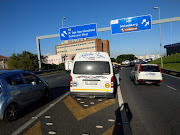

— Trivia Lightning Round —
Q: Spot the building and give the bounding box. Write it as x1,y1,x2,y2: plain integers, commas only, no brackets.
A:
136,54,160,60
43,54,75,65
164,43,180,56
55,38,110,56
0,55,9,69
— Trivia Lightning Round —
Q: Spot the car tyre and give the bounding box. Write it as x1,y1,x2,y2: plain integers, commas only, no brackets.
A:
156,83,160,86
5,103,19,122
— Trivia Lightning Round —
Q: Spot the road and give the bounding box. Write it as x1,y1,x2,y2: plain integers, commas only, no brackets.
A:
120,67,180,135
0,69,179,135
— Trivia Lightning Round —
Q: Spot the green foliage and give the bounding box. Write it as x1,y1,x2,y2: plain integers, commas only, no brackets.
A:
149,53,180,71
58,63,64,69
7,51,42,71
116,54,136,63
110,58,116,62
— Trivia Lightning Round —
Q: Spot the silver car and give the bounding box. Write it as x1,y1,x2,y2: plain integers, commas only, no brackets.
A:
0,70,49,122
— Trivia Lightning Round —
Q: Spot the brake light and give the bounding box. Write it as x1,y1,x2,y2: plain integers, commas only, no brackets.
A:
111,76,114,88
139,65,141,73
158,65,162,73
70,75,72,87
160,80,162,82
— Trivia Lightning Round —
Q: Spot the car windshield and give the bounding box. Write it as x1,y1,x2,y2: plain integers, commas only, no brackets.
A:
141,65,160,72
73,61,110,75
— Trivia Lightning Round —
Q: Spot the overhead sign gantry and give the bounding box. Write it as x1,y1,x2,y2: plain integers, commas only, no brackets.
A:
111,14,152,34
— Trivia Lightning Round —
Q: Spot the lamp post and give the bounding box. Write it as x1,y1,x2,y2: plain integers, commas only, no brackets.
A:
62,17,66,63
154,7,163,68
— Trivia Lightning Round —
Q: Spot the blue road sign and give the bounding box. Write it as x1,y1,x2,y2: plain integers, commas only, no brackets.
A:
111,15,152,34
60,23,97,40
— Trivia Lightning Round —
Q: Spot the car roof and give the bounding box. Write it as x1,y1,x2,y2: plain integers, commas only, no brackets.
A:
0,70,28,75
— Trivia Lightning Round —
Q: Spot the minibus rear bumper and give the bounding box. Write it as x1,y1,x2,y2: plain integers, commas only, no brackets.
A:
70,92,114,98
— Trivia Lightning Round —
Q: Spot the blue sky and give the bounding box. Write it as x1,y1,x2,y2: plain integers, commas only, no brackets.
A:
0,0,180,58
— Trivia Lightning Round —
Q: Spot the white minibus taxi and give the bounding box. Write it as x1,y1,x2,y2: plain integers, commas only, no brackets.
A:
70,52,116,98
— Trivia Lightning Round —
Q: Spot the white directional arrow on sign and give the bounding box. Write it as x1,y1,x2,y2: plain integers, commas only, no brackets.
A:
145,21,149,27
141,19,146,24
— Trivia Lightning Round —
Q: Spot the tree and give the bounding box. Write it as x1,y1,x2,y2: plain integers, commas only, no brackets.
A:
116,54,136,63
110,58,116,62
7,51,43,71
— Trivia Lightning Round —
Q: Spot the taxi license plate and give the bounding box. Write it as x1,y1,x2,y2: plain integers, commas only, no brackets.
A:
85,81,98,85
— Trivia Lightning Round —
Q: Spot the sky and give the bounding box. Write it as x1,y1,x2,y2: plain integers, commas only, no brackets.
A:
0,0,180,58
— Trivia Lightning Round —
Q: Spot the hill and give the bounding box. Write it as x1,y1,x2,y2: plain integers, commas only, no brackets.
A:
149,53,180,72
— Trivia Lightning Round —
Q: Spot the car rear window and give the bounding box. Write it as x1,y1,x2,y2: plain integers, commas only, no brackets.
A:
73,61,110,75
141,65,160,72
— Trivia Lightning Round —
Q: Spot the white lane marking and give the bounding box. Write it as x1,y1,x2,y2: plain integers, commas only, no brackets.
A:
98,99,103,102
82,134,90,135
90,102,95,105
163,73,180,80
77,98,81,101
11,91,70,135
80,102,85,104
96,125,103,128
108,119,115,122
48,131,56,134
46,122,53,126
32,117,38,119
167,85,177,90
84,105,89,107
45,116,51,119
117,86,124,111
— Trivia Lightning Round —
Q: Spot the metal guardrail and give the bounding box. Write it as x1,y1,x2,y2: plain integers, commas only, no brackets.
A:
32,68,63,75
161,68,180,77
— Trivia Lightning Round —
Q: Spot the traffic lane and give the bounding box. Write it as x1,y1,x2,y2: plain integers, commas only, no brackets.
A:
120,67,180,135
0,72,70,135
20,94,123,135
162,73,180,91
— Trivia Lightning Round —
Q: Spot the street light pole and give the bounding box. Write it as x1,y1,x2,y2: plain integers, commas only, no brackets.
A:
62,17,66,63
154,7,163,68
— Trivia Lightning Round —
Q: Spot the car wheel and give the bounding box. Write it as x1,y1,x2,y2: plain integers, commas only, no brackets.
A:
134,77,139,85
156,83,160,86
5,103,19,122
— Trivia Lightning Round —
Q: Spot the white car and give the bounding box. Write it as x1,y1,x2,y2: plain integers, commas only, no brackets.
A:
122,60,130,65
130,64,163,85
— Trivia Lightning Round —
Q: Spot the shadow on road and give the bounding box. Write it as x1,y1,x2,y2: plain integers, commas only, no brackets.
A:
112,103,132,135
18,85,69,120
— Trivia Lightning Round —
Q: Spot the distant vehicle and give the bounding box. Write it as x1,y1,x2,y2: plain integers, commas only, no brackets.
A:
130,61,135,67
130,64,162,85
122,60,130,65
0,70,49,122
65,60,73,72
70,52,116,98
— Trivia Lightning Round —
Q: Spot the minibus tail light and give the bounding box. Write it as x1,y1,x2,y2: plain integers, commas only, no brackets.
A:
111,76,114,88
70,75,72,87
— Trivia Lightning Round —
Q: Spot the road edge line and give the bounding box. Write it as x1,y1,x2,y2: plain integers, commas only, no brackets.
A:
11,91,70,135
117,86,132,135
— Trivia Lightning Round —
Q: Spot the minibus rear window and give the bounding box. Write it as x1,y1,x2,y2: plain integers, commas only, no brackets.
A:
73,61,110,75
